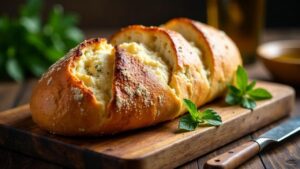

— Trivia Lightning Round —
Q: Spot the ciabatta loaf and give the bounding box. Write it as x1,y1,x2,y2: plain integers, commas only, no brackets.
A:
30,18,242,135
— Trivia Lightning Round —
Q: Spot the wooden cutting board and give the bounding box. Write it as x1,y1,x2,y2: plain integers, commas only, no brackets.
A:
0,81,295,169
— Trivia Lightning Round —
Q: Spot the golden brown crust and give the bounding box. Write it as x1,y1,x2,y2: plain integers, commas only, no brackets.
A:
104,47,181,133
111,25,210,113
30,38,181,135
31,38,108,136
30,19,242,136
163,18,242,102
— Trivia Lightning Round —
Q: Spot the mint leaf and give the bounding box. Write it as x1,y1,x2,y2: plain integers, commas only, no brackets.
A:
246,80,256,92
225,92,241,105
236,65,248,91
227,84,240,95
248,88,272,100
183,98,199,121
179,99,222,132
241,97,256,110
201,109,222,126
179,114,198,131
225,66,272,110
204,119,223,126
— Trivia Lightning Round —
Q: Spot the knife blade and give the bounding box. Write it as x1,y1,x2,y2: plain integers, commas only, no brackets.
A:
255,116,300,150
204,117,300,169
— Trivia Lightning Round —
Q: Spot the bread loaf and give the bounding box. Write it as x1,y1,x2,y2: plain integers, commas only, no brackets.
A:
30,18,242,136
163,18,242,102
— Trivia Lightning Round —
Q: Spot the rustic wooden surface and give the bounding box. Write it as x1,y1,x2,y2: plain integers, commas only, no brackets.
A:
0,30,299,169
0,82,294,169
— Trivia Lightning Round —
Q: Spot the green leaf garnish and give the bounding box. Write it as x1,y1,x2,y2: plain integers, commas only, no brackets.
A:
225,92,241,105
236,66,248,91
247,88,272,100
225,66,272,109
183,98,199,121
241,97,256,110
246,80,256,92
179,114,199,131
0,0,84,82
179,99,222,131
200,109,222,126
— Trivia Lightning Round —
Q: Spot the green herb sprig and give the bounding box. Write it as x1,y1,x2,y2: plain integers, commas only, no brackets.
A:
225,66,272,110
178,99,222,131
0,0,84,82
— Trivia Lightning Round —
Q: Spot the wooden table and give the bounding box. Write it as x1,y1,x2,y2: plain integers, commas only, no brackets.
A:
0,30,299,169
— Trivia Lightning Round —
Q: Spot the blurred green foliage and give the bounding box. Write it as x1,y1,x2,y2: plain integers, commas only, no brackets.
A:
0,0,84,82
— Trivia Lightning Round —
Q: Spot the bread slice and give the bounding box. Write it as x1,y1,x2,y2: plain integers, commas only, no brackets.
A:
31,39,116,135
163,18,242,101
30,37,183,135
111,25,210,112
106,45,181,133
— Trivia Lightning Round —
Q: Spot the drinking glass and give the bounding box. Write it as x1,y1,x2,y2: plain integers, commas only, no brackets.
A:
207,0,265,64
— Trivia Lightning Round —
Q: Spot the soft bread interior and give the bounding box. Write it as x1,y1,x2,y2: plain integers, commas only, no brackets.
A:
71,39,171,107
163,21,211,80
118,42,170,85
111,27,210,107
111,29,175,70
111,28,183,95
71,26,210,113
164,19,242,102
72,40,114,106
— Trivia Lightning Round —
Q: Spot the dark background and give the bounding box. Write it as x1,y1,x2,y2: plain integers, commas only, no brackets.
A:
0,0,300,29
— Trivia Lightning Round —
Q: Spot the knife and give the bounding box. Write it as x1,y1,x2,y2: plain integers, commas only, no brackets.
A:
204,117,300,169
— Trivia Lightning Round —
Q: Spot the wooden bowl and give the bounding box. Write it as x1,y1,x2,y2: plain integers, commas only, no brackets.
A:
257,40,300,86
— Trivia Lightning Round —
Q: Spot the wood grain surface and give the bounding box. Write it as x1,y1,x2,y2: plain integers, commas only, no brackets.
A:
0,81,294,169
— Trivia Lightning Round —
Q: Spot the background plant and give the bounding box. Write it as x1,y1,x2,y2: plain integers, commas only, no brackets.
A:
0,0,84,82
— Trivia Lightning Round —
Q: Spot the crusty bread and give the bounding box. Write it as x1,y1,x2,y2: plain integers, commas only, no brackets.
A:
30,18,241,136
163,18,242,101
31,39,117,135
111,25,210,113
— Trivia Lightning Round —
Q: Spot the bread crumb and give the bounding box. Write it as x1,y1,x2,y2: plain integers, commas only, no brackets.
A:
136,84,148,97
71,87,83,101
136,84,151,107
56,67,61,71
158,95,164,105
120,68,133,81
115,91,136,111
47,77,52,86
80,108,84,112
116,95,126,109
156,110,160,118
124,86,134,98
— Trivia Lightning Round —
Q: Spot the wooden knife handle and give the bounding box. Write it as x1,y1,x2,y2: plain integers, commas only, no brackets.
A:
204,141,260,169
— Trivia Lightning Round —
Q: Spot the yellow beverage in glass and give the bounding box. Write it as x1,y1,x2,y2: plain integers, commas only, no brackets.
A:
207,0,265,64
